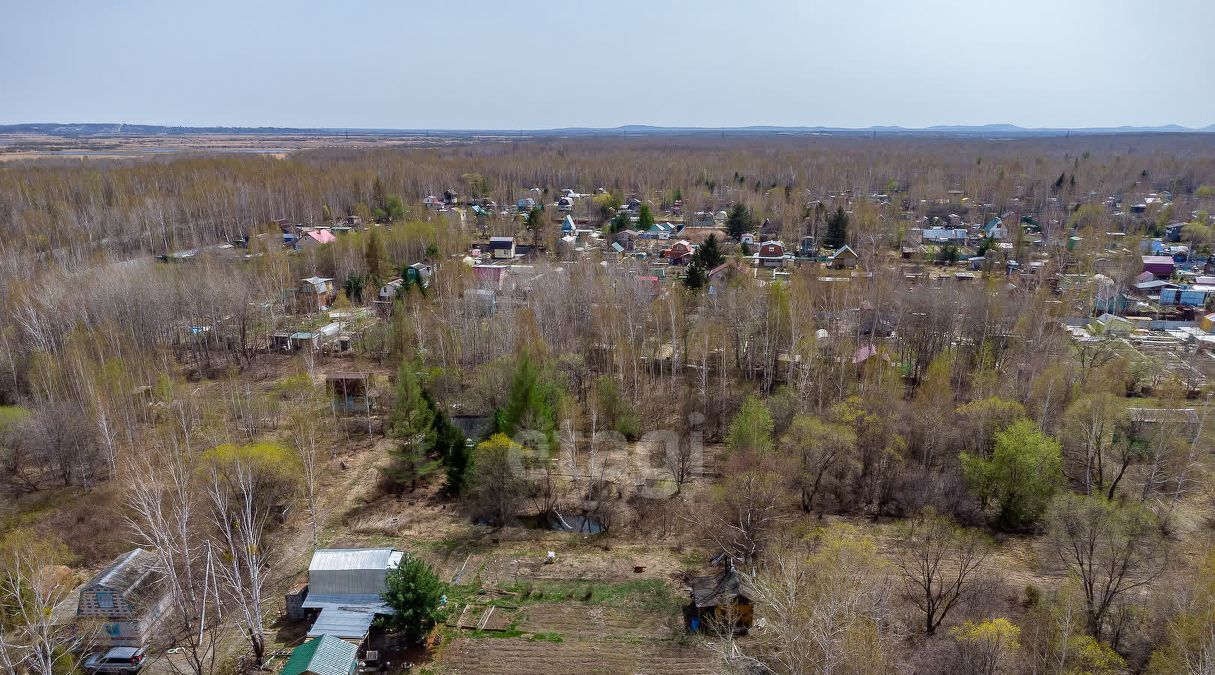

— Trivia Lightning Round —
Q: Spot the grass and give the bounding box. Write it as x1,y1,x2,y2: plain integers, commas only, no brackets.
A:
527,631,564,643
497,578,683,613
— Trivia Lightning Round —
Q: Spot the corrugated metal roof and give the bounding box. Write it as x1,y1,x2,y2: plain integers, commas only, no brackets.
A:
281,635,358,675
308,549,402,572
303,594,391,640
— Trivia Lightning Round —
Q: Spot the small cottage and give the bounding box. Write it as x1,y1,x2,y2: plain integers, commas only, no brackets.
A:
297,277,336,313
77,549,171,648
488,237,516,260
756,240,786,268
684,558,754,633
666,240,694,265
828,245,860,269
1142,255,1176,279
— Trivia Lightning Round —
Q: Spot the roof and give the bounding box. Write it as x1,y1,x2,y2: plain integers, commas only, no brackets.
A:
301,276,333,292
853,344,878,364
305,603,382,640
689,567,753,609
305,229,337,245
830,245,858,259
1143,255,1176,265
308,548,403,572
488,237,514,250
80,549,164,612
1128,407,1199,424
280,635,358,675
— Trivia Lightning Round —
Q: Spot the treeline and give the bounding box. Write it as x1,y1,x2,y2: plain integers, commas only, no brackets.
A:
4,134,1215,278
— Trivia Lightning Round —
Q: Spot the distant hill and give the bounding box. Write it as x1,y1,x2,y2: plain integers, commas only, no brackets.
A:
2,122,1213,139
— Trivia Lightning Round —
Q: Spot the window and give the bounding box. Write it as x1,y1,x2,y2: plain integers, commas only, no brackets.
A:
96,591,114,609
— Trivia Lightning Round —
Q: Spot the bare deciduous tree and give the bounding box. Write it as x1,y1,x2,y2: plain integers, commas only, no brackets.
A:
896,508,992,635
1047,494,1167,640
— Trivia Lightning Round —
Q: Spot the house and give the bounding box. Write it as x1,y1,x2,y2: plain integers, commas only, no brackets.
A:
422,195,442,211
922,227,968,244
758,218,781,239
707,261,748,296
298,229,337,248
1143,255,1176,278
799,236,818,258
755,240,786,268
280,635,358,675
300,548,405,643
488,237,516,260
691,211,716,228
828,245,860,269
642,222,675,240
557,196,574,212
377,278,405,302
1088,313,1134,335
297,277,336,312
684,558,753,633
77,549,170,648
613,229,640,251
515,197,536,212
982,217,1006,240
666,240,694,265
1166,222,1185,243
405,262,433,288
561,215,577,235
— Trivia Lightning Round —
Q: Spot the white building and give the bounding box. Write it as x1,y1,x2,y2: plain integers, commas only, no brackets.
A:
301,548,404,642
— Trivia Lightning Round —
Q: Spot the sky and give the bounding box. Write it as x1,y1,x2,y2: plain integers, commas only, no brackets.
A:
3,0,1214,130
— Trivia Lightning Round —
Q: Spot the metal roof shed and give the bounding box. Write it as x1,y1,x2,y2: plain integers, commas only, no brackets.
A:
307,549,403,597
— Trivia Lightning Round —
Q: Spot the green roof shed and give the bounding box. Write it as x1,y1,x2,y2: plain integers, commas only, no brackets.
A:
280,635,358,675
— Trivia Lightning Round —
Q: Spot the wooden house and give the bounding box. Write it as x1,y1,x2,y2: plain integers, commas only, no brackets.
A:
666,240,694,265
77,549,170,647
756,240,786,268
684,558,753,633
488,237,516,260
828,245,860,269
297,277,336,313
613,229,640,251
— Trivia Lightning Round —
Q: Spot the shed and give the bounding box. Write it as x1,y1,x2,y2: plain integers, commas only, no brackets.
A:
1142,255,1176,278
327,373,372,415
828,245,860,269
280,635,358,675
285,581,309,621
301,548,404,643
308,549,403,597
684,560,754,633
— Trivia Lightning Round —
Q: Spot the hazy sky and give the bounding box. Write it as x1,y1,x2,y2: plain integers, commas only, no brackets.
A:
4,0,1213,129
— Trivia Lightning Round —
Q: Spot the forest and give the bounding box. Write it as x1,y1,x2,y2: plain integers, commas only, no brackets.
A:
1,133,1215,675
